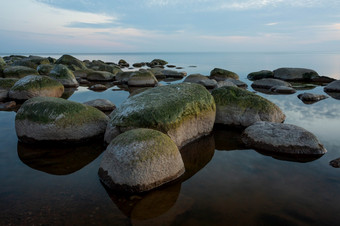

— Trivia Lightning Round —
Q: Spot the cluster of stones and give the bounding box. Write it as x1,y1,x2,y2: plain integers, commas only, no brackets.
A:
3,54,330,193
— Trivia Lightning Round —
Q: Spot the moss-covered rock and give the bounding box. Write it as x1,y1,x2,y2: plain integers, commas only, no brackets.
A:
148,59,168,67
0,78,19,90
105,83,216,147
83,99,116,112
247,70,274,81
15,96,109,143
127,70,158,87
118,59,129,68
98,64,122,74
3,66,39,78
212,86,285,127
210,68,239,80
37,64,54,75
115,71,134,84
8,75,64,100
99,128,185,193
273,68,320,81
87,71,115,81
183,74,209,83
55,54,87,71
49,64,79,87
11,56,50,69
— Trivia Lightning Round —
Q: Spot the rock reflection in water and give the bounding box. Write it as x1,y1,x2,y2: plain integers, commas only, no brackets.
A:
213,126,246,151
17,142,105,175
325,91,340,100
255,150,324,163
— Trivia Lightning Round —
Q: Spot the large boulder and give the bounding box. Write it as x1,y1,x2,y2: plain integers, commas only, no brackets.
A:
99,128,185,193
148,59,168,67
105,83,216,147
3,66,39,78
87,71,115,82
212,86,285,127
55,54,87,71
8,75,64,101
49,64,79,87
324,80,340,93
127,70,158,87
15,97,109,143
115,71,134,84
247,70,274,81
273,68,319,81
210,68,239,80
242,121,327,155
11,56,50,69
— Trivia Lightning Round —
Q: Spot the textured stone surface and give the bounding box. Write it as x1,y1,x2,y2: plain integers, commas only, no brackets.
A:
87,71,115,81
9,75,64,100
55,54,87,71
105,83,216,147
3,66,39,78
242,121,327,155
183,74,209,83
298,93,328,104
212,86,285,127
127,70,158,87
324,80,340,92
210,68,239,80
251,78,292,89
273,68,319,81
270,86,296,94
49,64,79,87
247,70,274,81
37,64,54,75
83,99,116,112
99,128,185,193
15,97,109,143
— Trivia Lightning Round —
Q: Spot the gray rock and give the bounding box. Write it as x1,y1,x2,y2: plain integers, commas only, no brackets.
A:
128,70,158,87
212,86,285,127
324,80,340,92
11,56,50,69
312,76,336,84
15,97,109,143
83,99,116,112
89,84,107,91
55,55,87,71
242,121,327,155
247,70,274,81
73,69,94,79
270,86,296,94
273,68,319,81
224,78,248,88
198,79,218,89
298,93,328,104
216,80,237,88
210,68,239,81
183,74,209,83
330,158,340,168
3,66,39,78
98,128,185,193
115,71,134,84
252,78,292,89
49,64,79,88
118,59,129,68
87,71,115,82
0,78,19,101
37,64,54,75
161,70,187,78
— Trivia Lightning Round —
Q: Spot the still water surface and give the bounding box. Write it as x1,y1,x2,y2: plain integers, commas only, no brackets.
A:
1,52,340,225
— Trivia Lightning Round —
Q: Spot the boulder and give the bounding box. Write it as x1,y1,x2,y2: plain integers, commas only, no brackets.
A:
115,71,134,84
3,66,39,78
224,78,248,88
105,83,216,147
127,70,158,87
330,158,340,168
273,68,319,81
247,70,274,81
198,79,218,89
11,56,50,69
15,97,109,143
73,69,94,79
9,75,64,100
161,70,187,78
210,68,239,81
97,64,122,74
251,78,292,89
118,59,129,68
324,80,340,93
297,93,328,104
148,59,168,67
216,80,237,88
89,84,107,91
133,62,145,68
55,54,87,71
183,74,209,83
49,64,79,87
83,99,116,112
212,86,285,127
270,86,296,94
99,128,185,193
242,121,327,155
87,71,115,82
311,76,335,84
37,64,54,75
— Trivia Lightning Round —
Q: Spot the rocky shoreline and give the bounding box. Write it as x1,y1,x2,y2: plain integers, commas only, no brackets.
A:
1,54,338,193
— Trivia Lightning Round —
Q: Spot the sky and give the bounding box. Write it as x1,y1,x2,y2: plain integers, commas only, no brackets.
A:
0,0,340,53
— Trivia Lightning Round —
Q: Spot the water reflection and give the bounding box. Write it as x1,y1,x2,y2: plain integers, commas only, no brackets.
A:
213,126,246,151
17,142,105,175
255,150,324,163
61,88,77,99
325,91,340,100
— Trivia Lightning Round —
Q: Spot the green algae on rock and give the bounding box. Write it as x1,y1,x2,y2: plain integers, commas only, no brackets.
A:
9,75,64,100
127,70,158,87
99,128,185,193
105,83,216,147
15,97,109,143
247,70,274,81
212,86,285,127
3,66,39,78
0,78,19,90
49,64,79,87
55,54,87,71
210,68,239,80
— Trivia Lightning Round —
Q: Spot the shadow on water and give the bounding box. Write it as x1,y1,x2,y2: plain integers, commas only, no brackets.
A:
17,141,105,175
212,125,247,151
61,88,77,99
254,149,324,163
104,134,216,221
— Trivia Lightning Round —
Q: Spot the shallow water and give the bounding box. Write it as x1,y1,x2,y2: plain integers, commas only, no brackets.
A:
1,52,340,225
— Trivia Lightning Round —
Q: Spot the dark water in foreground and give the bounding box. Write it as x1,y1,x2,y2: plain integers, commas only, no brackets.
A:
1,52,340,225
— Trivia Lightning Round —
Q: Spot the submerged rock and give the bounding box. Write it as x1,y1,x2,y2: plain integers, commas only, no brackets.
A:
105,83,216,147
9,75,64,100
212,86,285,127
15,97,109,143
210,68,239,81
99,128,185,193
242,121,327,155
247,70,274,81
55,54,87,71
251,78,292,89
330,158,340,168
89,84,107,91
183,74,209,83
83,99,116,112
298,93,328,104
198,79,218,89
273,68,319,81
49,64,79,87
224,78,248,88
127,70,158,87
3,66,39,78
270,86,296,94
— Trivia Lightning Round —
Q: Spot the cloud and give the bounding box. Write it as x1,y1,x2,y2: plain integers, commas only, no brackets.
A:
265,22,278,26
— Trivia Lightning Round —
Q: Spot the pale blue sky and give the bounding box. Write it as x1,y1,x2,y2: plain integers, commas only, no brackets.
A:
1,0,340,53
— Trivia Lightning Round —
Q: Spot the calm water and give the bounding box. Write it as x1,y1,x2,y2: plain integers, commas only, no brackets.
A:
1,52,340,225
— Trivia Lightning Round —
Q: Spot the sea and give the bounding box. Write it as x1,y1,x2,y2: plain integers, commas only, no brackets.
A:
1,52,340,225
